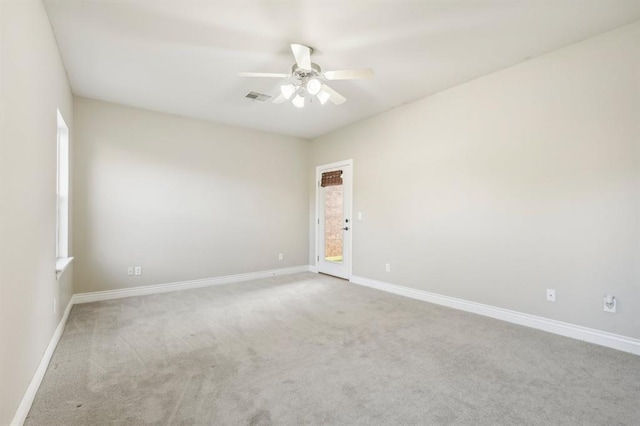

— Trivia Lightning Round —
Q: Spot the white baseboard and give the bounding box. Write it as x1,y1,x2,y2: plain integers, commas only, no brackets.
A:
10,297,74,426
308,265,318,273
73,265,311,304
350,275,640,356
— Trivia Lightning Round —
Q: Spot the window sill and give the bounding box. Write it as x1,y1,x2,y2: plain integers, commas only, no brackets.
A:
56,257,74,279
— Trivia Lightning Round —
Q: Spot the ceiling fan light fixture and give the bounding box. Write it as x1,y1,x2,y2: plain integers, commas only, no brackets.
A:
317,90,330,105
292,94,305,108
280,84,296,99
243,44,371,108
306,78,322,95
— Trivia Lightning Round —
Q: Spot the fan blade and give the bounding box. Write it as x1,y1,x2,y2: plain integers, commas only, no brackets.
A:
239,72,290,78
272,94,287,104
321,84,346,105
291,44,312,70
324,68,374,80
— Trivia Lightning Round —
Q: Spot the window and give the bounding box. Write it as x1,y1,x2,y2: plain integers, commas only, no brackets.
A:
56,109,72,277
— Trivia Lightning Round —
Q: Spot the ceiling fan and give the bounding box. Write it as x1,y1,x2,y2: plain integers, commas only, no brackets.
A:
239,44,373,108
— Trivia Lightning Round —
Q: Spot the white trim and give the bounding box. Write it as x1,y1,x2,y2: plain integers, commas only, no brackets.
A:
55,256,74,279
350,275,640,356
308,264,318,273
73,265,310,304
55,109,69,260
10,297,73,426
314,159,353,280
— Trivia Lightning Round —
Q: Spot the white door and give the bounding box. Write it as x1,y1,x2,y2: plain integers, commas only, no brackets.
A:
316,160,352,279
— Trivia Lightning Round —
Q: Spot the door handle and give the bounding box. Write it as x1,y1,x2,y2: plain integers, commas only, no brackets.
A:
341,227,349,231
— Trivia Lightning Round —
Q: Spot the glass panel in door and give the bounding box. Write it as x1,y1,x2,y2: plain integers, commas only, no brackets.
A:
324,184,343,263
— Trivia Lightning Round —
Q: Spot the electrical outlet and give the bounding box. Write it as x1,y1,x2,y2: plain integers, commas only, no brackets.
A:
358,212,363,220
278,253,283,261
385,263,391,272
546,289,556,302
604,296,617,313
127,267,134,276
134,266,142,276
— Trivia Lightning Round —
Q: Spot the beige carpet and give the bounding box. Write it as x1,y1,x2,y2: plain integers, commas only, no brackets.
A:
26,272,640,425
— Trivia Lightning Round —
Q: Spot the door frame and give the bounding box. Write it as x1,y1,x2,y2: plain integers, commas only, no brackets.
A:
315,159,353,279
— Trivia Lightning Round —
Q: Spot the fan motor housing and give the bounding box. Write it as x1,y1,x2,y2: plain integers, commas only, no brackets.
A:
292,62,322,78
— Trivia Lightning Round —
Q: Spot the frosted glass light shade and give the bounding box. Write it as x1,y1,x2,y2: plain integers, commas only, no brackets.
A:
281,84,296,99
292,94,305,108
306,78,322,95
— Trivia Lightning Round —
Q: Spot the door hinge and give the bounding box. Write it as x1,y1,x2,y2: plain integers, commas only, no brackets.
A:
318,181,320,187
317,255,319,261
317,218,320,224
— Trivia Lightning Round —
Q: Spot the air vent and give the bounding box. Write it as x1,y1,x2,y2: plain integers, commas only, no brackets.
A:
245,91,271,102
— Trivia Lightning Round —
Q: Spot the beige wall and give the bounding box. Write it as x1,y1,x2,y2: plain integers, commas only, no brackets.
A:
310,22,640,339
0,0,74,423
73,98,309,294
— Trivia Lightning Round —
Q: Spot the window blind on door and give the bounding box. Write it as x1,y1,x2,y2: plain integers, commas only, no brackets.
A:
321,170,343,187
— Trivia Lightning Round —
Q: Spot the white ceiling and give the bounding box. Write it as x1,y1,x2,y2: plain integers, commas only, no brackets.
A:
44,0,640,139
